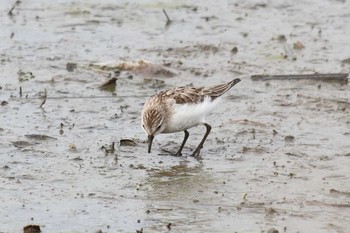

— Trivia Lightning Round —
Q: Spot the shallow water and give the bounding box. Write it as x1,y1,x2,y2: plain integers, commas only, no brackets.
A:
1,0,350,232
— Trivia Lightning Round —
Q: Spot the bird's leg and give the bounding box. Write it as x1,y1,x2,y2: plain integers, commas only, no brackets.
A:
174,130,189,156
191,123,211,157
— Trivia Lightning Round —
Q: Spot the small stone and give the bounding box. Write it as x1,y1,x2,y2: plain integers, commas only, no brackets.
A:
1,101,8,106
23,225,41,233
284,135,295,142
231,47,238,54
120,139,137,146
267,228,279,233
66,62,77,72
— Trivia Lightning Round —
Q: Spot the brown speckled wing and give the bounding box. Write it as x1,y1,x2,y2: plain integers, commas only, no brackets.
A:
160,78,241,104
161,86,204,104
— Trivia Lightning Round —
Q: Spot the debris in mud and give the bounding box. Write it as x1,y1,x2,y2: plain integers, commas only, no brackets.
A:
1,101,8,106
162,9,172,27
251,129,256,139
12,141,32,148
18,70,35,82
277,35,287,43
285,152,305,158
192,69,202,76
25,134,56,140
242,146,266,153
202,15,218,22
231,46,238,54
69,143,77,151
129,164,146,170
8,6,16,16
267,228,279,233
284,135,295,142
23,225,41,233
98,76,118,92
167,223,172,230
228,119,271,127
136,228,143,233
120,139,137,146
293,41,305,50
39,89,47,108
8,1,21,17
250,3,267,9
143,78,166,88
90,60,176,78
251,73,349,84
143,44,220,58
341,58,350,65
265,207,278,215
66,62,77,72
72,157,83,161
241,32,248,37
329,188,350,197
94,230,102,233
101,142,116,156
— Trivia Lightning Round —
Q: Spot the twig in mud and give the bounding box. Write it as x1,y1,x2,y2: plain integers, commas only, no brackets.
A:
251,73,348,84
39,89,47,108
8,0,21,17
162,9,172,26
111,142,115,154
8,6,16,16
19,86,22,97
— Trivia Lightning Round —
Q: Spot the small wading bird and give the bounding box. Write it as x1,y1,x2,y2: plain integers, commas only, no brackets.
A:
141,78,241,157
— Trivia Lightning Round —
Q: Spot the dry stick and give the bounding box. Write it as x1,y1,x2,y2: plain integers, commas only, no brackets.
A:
162,9,172,26
19,86,22,97
40,89,47,108
251,73,349,84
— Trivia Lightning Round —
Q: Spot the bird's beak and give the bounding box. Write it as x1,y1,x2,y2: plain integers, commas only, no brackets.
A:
148,135,154,153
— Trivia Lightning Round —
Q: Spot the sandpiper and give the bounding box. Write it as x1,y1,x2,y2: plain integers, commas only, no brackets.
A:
141,78,241,157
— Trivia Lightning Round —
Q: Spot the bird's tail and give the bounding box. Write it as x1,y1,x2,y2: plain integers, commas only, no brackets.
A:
202,78,241,99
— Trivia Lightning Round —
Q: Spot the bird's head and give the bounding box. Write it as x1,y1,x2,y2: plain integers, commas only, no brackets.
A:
141,107,166,153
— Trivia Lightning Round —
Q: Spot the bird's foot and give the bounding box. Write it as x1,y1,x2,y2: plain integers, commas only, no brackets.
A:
190,150,201,158
172,150,183,157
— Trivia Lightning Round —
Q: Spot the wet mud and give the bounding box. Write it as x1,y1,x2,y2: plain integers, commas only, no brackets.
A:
1,0,350,232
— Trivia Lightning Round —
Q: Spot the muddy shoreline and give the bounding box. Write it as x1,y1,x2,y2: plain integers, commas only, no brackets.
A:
1,0,350,232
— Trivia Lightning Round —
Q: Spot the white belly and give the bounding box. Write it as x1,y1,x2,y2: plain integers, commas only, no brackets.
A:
163,97,220,133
